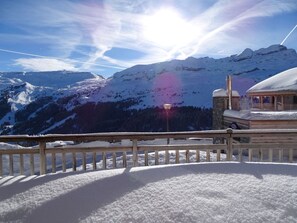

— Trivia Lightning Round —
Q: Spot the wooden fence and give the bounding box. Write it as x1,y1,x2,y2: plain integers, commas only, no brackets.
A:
0,128,297,177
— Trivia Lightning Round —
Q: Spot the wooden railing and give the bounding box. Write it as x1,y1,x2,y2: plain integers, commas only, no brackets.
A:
0,129,297,177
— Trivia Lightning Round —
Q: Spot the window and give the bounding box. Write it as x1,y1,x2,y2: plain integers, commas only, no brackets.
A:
293,96,297,104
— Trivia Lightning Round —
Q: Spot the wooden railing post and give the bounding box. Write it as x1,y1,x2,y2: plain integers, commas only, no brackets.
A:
132,139,138,167
226,128,233,161
0,154,2,176
39,142,46,175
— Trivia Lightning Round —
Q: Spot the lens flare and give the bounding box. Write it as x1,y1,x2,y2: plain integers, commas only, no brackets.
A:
152,72,183,106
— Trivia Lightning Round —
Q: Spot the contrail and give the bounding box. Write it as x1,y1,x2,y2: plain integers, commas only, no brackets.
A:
280,24,297,45
0,48,124,70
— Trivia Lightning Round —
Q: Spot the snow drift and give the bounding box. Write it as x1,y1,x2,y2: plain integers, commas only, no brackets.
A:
0,162,297,223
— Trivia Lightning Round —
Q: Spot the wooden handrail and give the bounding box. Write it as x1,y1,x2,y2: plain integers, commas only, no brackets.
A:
0,130,229,142
0,128,297,177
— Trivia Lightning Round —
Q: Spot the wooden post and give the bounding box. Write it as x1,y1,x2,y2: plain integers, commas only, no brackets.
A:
165,150,169,164
82,152,87,171
249,149,253,161
51,153,56,173
39,142,46,175
30,154,34,175
186,150,190,163
93,152,97,170
132,139,138,167
155,151,159,165
62,152,66,172
123,152,127,168
227,75,232,110
9,154,13,176
144,151,148,166
269,149,273,162
0,154,2,176
289,149,293,163
278,149,283,162
20,154,24,175
102,152,106,169
238,148,242,162
176,150,179,164
196,149,200,162
281,96,284,110
72,152,76,171
206,149,210,162
226,128,233,161
112,152,116,168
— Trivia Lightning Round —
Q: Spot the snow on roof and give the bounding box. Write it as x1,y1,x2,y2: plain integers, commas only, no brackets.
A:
224,109,297,120
247,67,297,93
213,88,240,97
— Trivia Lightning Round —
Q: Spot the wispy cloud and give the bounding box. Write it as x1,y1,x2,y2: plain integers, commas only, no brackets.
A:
14,58,77,72
69,0,297,65
0,48,125,70
175,0,297,58
0,0,297,75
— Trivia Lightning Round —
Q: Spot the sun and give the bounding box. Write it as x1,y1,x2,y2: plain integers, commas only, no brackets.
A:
141,8,193,49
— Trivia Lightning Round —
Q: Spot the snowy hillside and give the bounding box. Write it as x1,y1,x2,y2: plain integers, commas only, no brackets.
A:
0,44,297,134
0,71,106,132
87,44,297,108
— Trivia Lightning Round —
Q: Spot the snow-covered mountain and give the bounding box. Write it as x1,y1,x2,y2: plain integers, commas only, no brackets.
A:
0,71,106,134
1,44,297,134
87,44,297,108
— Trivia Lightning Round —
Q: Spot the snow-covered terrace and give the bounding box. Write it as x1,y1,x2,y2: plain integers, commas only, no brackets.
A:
1,162,297,222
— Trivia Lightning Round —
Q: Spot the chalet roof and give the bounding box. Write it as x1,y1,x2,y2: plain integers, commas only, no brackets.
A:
247,67,297,94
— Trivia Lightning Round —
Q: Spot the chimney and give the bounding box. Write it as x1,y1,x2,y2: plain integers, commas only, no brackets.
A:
226,75,232,110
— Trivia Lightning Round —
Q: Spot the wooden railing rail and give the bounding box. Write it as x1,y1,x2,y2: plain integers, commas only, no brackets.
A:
0,129,297,177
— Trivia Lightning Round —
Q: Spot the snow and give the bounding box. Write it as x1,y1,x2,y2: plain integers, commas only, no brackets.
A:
233,48,253,61
224,109,297,120
212,88,240,97
247,67,297,93
0,71,106,130
0,162,297,222
39,114,76,134
255,44,287,55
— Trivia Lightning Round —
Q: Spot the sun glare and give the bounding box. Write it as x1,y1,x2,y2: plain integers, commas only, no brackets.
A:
142,8,193,49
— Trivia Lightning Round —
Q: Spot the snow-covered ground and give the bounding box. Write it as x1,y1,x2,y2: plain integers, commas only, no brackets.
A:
0,162,297,223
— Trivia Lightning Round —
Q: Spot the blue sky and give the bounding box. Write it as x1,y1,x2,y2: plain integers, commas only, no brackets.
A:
0,0,297,78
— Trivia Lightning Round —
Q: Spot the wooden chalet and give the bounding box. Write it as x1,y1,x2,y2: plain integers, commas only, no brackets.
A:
220,67,297,130
212,67,297,160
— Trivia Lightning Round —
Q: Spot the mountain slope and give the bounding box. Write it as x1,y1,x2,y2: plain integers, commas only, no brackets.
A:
0,71,106,134
87,44,297,108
